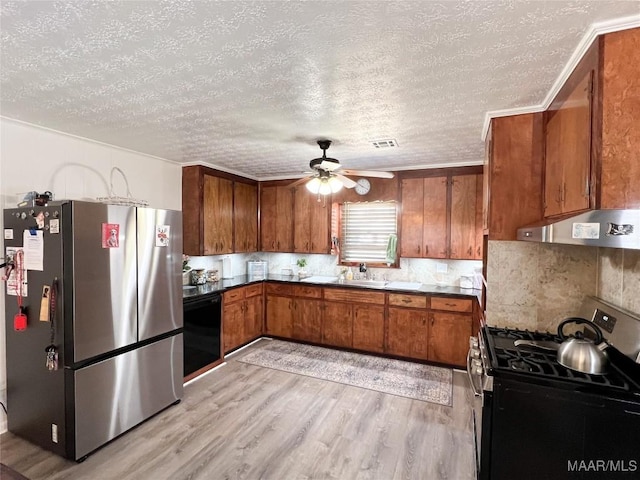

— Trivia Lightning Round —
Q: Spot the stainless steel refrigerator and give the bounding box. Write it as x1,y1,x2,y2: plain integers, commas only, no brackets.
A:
3,201,183,460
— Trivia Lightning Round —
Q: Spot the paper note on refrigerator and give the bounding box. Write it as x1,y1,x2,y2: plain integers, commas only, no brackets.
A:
23,229,44,271
5,246,27,296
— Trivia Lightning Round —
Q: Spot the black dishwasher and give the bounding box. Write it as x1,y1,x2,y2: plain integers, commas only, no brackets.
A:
183,293,222,379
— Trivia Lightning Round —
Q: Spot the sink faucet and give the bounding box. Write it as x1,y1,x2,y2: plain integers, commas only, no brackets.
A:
359,263,367,273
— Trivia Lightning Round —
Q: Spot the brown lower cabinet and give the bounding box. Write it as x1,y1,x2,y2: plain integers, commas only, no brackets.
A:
260,282,475,367
265,295,293,337
387,307,430,360
292,297,323,343
428,311,473,366
222,284,263,354
352,305,385,353
322,302,354,348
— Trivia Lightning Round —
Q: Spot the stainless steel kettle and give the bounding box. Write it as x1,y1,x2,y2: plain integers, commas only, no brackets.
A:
556,317,609,375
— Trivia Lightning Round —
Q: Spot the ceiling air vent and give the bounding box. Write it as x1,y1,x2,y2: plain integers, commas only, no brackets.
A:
371,139,398,149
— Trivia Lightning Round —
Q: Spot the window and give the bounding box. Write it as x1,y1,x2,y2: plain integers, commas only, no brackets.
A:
340,201,397,265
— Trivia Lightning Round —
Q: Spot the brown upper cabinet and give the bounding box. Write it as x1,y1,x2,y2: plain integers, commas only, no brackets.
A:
293,187,331,254
599,28,640,209
484,114,545,241
400,168,483,259
484,28,640,237
260,184,294,252
234,181,259,252
450,174,483,260
182,166,258,256
400,176,447,258
543,27,640,216
544,72,592,217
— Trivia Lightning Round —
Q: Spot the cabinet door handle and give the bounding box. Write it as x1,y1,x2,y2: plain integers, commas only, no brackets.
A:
306,241,309,250
402,298,411,304
417,245,420,254
425,245,429,255
468,247,472,256
477,246,481,256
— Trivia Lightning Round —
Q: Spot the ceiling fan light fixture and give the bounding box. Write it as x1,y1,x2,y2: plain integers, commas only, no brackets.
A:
328,176,343,193
318,179,332,195
306,177,322,194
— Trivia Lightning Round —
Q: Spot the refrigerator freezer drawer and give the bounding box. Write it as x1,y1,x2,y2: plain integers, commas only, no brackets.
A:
73,333,183,459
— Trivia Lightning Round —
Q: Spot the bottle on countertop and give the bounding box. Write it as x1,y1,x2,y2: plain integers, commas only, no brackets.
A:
346,267,354,281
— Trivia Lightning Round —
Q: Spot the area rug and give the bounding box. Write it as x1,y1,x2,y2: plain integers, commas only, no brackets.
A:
238,340,453,406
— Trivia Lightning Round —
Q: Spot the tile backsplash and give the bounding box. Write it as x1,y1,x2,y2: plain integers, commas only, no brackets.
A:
186,252,481,287
486,241,598,332
486,241,640,332
597,248,640,315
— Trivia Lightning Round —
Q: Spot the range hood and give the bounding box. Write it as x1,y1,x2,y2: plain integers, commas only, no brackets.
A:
517,209,640,249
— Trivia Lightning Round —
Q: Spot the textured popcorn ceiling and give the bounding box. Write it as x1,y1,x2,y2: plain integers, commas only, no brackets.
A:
1,1,639,179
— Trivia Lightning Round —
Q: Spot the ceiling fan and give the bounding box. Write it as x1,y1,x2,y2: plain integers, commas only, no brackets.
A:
288,140,394,195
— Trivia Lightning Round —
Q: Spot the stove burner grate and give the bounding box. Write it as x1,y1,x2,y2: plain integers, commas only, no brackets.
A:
485,326,632,391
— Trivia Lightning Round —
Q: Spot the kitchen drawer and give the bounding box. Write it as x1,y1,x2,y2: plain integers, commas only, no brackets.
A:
244,283,263,298
292,285,322,299
324,288,385,305
431,297,473,313
388,293,428,309
223,287,244,304
265,282,293,295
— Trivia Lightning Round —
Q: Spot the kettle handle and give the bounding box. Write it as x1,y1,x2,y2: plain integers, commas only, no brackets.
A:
558,317,604,344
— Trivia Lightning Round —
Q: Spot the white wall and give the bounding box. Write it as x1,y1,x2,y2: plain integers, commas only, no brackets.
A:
0,117,182,432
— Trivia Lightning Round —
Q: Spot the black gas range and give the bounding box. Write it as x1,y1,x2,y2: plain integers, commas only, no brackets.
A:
468,297,640,480
485,326,640,395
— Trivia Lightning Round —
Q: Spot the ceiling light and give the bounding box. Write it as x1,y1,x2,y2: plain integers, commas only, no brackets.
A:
328,176,343,193
318,180,332,195
306,177,322,194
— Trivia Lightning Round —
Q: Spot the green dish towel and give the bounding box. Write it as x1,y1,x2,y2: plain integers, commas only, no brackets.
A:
385,234,397,264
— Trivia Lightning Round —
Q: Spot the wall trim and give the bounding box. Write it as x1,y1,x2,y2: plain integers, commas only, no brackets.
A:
180,160,259,181
481,14,640,141
259,160,484,182
0,116,181,166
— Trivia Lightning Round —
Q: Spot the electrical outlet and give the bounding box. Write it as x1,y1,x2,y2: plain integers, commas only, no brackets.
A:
52,423,58,443
436,262,448,274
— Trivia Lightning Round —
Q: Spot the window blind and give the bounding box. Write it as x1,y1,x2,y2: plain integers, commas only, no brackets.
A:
340,201,397,263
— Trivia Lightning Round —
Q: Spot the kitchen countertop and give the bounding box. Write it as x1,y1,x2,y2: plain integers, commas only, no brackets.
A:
183,274,482,303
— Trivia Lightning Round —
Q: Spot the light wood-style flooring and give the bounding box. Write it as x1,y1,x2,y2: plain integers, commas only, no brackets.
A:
1,340,475,480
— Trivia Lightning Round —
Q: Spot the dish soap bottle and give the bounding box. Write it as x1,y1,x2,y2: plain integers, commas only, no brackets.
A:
346,267,354,281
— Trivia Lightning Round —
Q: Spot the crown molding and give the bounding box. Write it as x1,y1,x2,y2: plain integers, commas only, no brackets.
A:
481,14,640,142
180,160,259,181
0,115,180,166
258,160,484,182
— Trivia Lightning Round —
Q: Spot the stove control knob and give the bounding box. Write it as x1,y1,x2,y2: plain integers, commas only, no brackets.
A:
469,337,479,348
471,359,483,376
470,349,481,359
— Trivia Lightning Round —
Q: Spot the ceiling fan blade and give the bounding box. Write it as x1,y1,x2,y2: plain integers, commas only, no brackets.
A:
288,176,313,189
341,169,394,179
334,173,357,188
320,159,341,171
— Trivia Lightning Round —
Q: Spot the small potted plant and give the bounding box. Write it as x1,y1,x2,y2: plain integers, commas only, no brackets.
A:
296,258,308,278
182,254,191,285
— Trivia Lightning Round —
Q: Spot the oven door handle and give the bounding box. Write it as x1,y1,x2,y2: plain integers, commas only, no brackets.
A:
466,350,482,397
